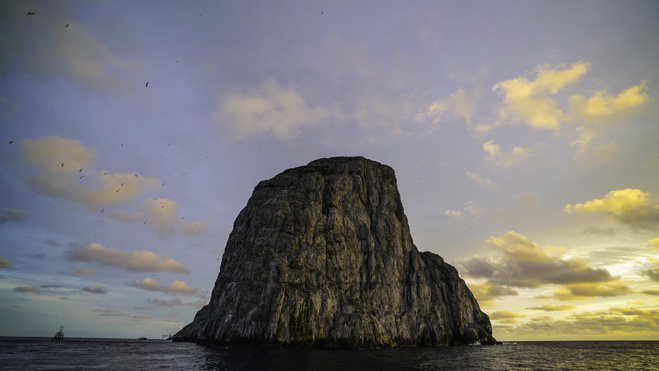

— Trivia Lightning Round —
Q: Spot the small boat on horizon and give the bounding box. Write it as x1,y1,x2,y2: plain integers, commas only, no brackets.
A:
53,326,64,340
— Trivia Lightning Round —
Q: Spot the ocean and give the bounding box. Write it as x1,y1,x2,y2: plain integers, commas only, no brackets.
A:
0,338,657,370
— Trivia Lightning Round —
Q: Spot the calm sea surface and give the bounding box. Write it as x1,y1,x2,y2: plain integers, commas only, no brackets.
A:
0,338,657,370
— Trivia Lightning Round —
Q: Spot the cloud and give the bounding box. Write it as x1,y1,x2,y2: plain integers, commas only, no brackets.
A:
147,298,184,307
111,198,209,236
0,208,29,224
461,232,624,293
642,268,659,282
13,286,40,293
482,140,535,169
416,88,477,127
497,308,659,340
72,268,95,277
465,282,518,307
127,277,207,297
82,286,107,294
493,62,590,129
94,309,128,317
553,281,631,301
490,310,525,322
642,290,659,296
346,95,417,140
516,193,542,209
648,237,659,249
445,201,507,220
19,136,161,207
564,189,659,230
213,79,330,140
466,172,493,187
0,1,141,93
0,258,12,269
67,243,190,274
526,305,576,312
581,226,616,236
445,209,463,218
569,81,650,122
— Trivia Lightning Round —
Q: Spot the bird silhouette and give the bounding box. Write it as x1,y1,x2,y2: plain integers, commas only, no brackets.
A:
27,12,35,15
9,141,13,144
61,163,64,167
66,24,69,27
145,82,148,88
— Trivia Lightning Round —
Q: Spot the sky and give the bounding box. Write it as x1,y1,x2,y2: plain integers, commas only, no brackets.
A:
0,0,658,341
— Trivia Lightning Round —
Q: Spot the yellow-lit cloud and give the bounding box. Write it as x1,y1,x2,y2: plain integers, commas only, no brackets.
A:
72,268,95,277
19,137,209,234
493,62,590,129
569,81,650,122
527,305,576,312
67,243,190,274
213,78,330,140
553,281,631,301
649,237,659,249
446,201,507,220
495,307,659,340
564,189,659,230
466,172,493,187
19,137,161,207
465,281,518,307
490,310,525,321
416,88,476,126
128,277,207,297
445,209,463,218
13,286,40,293
461,232,627,298
112,198,209,235
482,140,534,169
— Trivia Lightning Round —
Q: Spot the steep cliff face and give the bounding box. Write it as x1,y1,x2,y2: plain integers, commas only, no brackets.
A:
174,156,496,348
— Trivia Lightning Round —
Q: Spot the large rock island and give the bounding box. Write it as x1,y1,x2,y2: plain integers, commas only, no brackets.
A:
173,156,496,348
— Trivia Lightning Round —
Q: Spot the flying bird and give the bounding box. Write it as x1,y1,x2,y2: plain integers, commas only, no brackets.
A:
9,141,13,144
66,24,69,27
79,168,82,172
27,12,35,15
61,163,64,167
145,82,148,88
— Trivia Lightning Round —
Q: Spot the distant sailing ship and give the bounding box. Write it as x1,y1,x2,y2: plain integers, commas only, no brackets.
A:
53,326,64,340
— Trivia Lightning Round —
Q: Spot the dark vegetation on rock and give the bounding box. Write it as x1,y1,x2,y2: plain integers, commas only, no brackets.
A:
173,156,496,348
